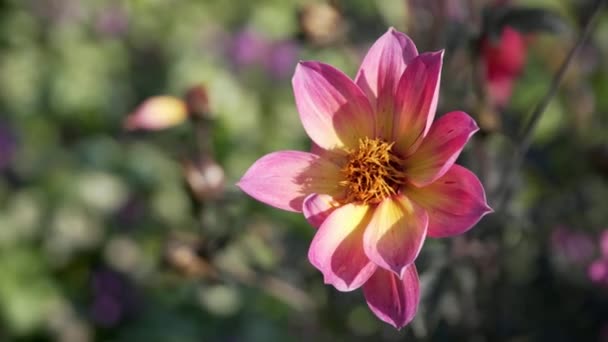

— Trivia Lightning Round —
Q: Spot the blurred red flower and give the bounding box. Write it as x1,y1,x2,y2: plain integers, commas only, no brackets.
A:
481,26,527,107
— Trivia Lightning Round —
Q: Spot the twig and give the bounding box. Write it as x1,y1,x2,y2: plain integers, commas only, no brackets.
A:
493,0,604,211
217,260,316,312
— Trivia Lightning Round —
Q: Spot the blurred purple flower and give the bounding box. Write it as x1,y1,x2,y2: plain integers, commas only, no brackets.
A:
31,0,84,25
228,29,269,68
587,229,608,287
551,226,595,265
90,268,139,327
588,259,608,285
600,230,608,257
227,29,298,81
407,0,468,24
95,5,129,38
264,40,300,80
444,0,468,21
0,122,17,171
114,196,146,228
92,294,123,327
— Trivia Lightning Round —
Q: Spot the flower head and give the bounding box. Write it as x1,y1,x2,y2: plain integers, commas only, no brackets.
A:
228,29,269,68
481,26,527,107
588,229,608,287
551,226,595,265
264,40,300,80
90,268,139,327
238,28,492,329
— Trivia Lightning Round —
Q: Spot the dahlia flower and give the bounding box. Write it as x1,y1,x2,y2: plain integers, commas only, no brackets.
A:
238,28,492,329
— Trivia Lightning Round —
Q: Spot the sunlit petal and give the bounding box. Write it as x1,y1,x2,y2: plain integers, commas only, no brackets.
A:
238,151,343,212
355,27,418,139
405,111,478,187
392,51,443,155
293,61,375,150
363,195,428,277
308,203,377,291
407,165,492,238
363,265,420,329
303,193,340,228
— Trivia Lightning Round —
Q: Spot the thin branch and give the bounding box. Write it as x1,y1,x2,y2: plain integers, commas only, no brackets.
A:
493,0,604,211
217,260,316,312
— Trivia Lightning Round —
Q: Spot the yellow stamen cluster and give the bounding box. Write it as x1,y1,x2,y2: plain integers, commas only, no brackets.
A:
339,137,408,205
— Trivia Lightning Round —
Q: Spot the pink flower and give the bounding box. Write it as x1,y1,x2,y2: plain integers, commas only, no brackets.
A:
481,26,527,107
238,28,492,329
588,259,608,285
550,226,595,265
264,40,300,80
228,29,270,68
600,230,608,257
588,229,608,287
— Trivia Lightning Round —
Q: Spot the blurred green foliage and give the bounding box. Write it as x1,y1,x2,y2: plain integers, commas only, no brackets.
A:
0,0,607,341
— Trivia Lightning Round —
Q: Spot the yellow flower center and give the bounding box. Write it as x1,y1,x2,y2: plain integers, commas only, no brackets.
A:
339,137,408,205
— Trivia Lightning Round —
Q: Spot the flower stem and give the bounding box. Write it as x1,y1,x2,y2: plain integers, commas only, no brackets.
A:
493,0,605,211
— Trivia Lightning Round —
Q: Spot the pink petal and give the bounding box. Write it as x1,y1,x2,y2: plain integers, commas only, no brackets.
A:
406,165,492,238
292,61,375,150
355,27,418,139
405,111,479,187
363,195,428,277
303,193,340,228
363,265,420,329
308,203,377,291
392,51,444,155
237,151,343,212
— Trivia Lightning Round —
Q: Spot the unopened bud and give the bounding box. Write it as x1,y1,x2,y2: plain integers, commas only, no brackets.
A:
480,27,527,108
165,234,216,278
477,103,501,135
185,85,211,120
298,3,345,46
124,96,188,131
184,159,225,200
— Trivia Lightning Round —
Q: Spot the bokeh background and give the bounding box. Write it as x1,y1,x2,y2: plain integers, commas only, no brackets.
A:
1,0,608,341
